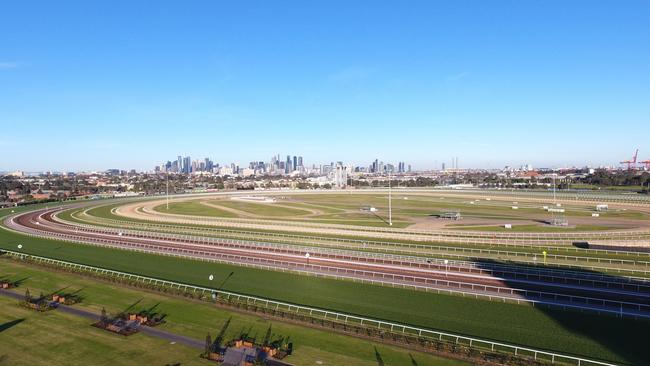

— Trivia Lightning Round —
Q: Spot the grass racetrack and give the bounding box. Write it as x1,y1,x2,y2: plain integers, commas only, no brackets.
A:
0,260,467,366
0,227,647,365
142,192,650,232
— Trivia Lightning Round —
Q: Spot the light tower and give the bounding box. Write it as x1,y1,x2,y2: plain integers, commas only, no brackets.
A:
388,169,392,226
166,171,170,210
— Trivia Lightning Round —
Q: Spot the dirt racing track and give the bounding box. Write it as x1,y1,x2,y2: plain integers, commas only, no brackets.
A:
114,191,650,248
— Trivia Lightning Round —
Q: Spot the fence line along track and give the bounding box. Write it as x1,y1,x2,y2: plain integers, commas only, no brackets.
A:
48,214,650,288
111,198,650,242
7,221,650,319
49,210,650,279
68,208,650,257
0,249,622,366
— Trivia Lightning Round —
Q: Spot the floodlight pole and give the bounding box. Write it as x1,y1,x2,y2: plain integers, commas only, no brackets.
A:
552,173,556,204
388,170,392,226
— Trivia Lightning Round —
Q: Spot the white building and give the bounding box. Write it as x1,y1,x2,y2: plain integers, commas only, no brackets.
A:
334,164,348,188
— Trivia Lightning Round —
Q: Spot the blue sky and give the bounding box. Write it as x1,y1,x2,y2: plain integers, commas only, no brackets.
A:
1,1,649,171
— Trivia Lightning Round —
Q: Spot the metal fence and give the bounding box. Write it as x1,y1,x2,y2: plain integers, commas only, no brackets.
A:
6,220,650,319
66,209,650,257
0,249,621,366
46,215,650,289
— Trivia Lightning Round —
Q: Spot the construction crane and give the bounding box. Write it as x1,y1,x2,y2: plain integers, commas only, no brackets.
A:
620,149,639,170
639,159,650,170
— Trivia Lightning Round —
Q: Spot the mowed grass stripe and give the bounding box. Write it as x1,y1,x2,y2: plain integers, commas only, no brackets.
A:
0,229,646,365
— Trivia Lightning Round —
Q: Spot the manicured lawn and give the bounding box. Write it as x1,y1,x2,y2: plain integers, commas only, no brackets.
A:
0,296,210,366
152,200,238,218
210,199,314,217
0,228,647,365
0,260,468,366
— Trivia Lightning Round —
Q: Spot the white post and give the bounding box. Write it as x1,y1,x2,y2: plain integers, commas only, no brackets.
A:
444,259,449,278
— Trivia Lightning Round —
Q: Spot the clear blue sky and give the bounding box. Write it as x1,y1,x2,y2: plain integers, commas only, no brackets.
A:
1,1,649,172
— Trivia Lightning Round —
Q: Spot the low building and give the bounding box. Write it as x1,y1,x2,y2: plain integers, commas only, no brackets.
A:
222,347,257,366
439,210,462,220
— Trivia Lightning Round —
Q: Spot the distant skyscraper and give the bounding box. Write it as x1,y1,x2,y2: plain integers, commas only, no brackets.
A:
183,156,191,173
293,156,297,171
334,163,348,188
297,156,303,168
285,155,292,174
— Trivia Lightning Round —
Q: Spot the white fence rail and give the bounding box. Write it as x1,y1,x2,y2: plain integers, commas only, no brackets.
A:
0,249,621,366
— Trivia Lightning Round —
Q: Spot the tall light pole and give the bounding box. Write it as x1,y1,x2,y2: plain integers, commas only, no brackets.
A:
552,173,557,204
166,171,169,210
388,170,392,226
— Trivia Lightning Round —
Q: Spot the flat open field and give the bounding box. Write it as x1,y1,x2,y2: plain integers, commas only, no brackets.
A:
150,193,650,231
0,295,210,366
0,259,466,366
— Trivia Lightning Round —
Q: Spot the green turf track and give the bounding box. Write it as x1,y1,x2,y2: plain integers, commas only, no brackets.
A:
0,260,468,366
69,203,650,265
153,200,239,218
0,227,647,365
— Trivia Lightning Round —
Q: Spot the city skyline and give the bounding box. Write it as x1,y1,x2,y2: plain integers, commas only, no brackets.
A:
2,149,647,174
2,1,649,171
151,153,411,177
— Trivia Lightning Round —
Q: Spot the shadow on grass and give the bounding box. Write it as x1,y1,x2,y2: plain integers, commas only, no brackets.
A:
409,353,419,366
0,318,25,333
10,276,30,287
374,346,384,366
473,257,650,365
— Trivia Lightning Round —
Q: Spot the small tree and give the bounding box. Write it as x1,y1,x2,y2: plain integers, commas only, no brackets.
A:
263,325,272,346
204,333,212,357
100,307,108,324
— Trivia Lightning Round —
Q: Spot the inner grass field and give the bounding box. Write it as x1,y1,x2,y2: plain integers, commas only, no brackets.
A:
0,228,647,365
0,260,466,366
148,193,649,231
61,203,650,265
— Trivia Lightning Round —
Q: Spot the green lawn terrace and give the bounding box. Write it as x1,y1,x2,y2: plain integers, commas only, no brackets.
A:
0,259,469,366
